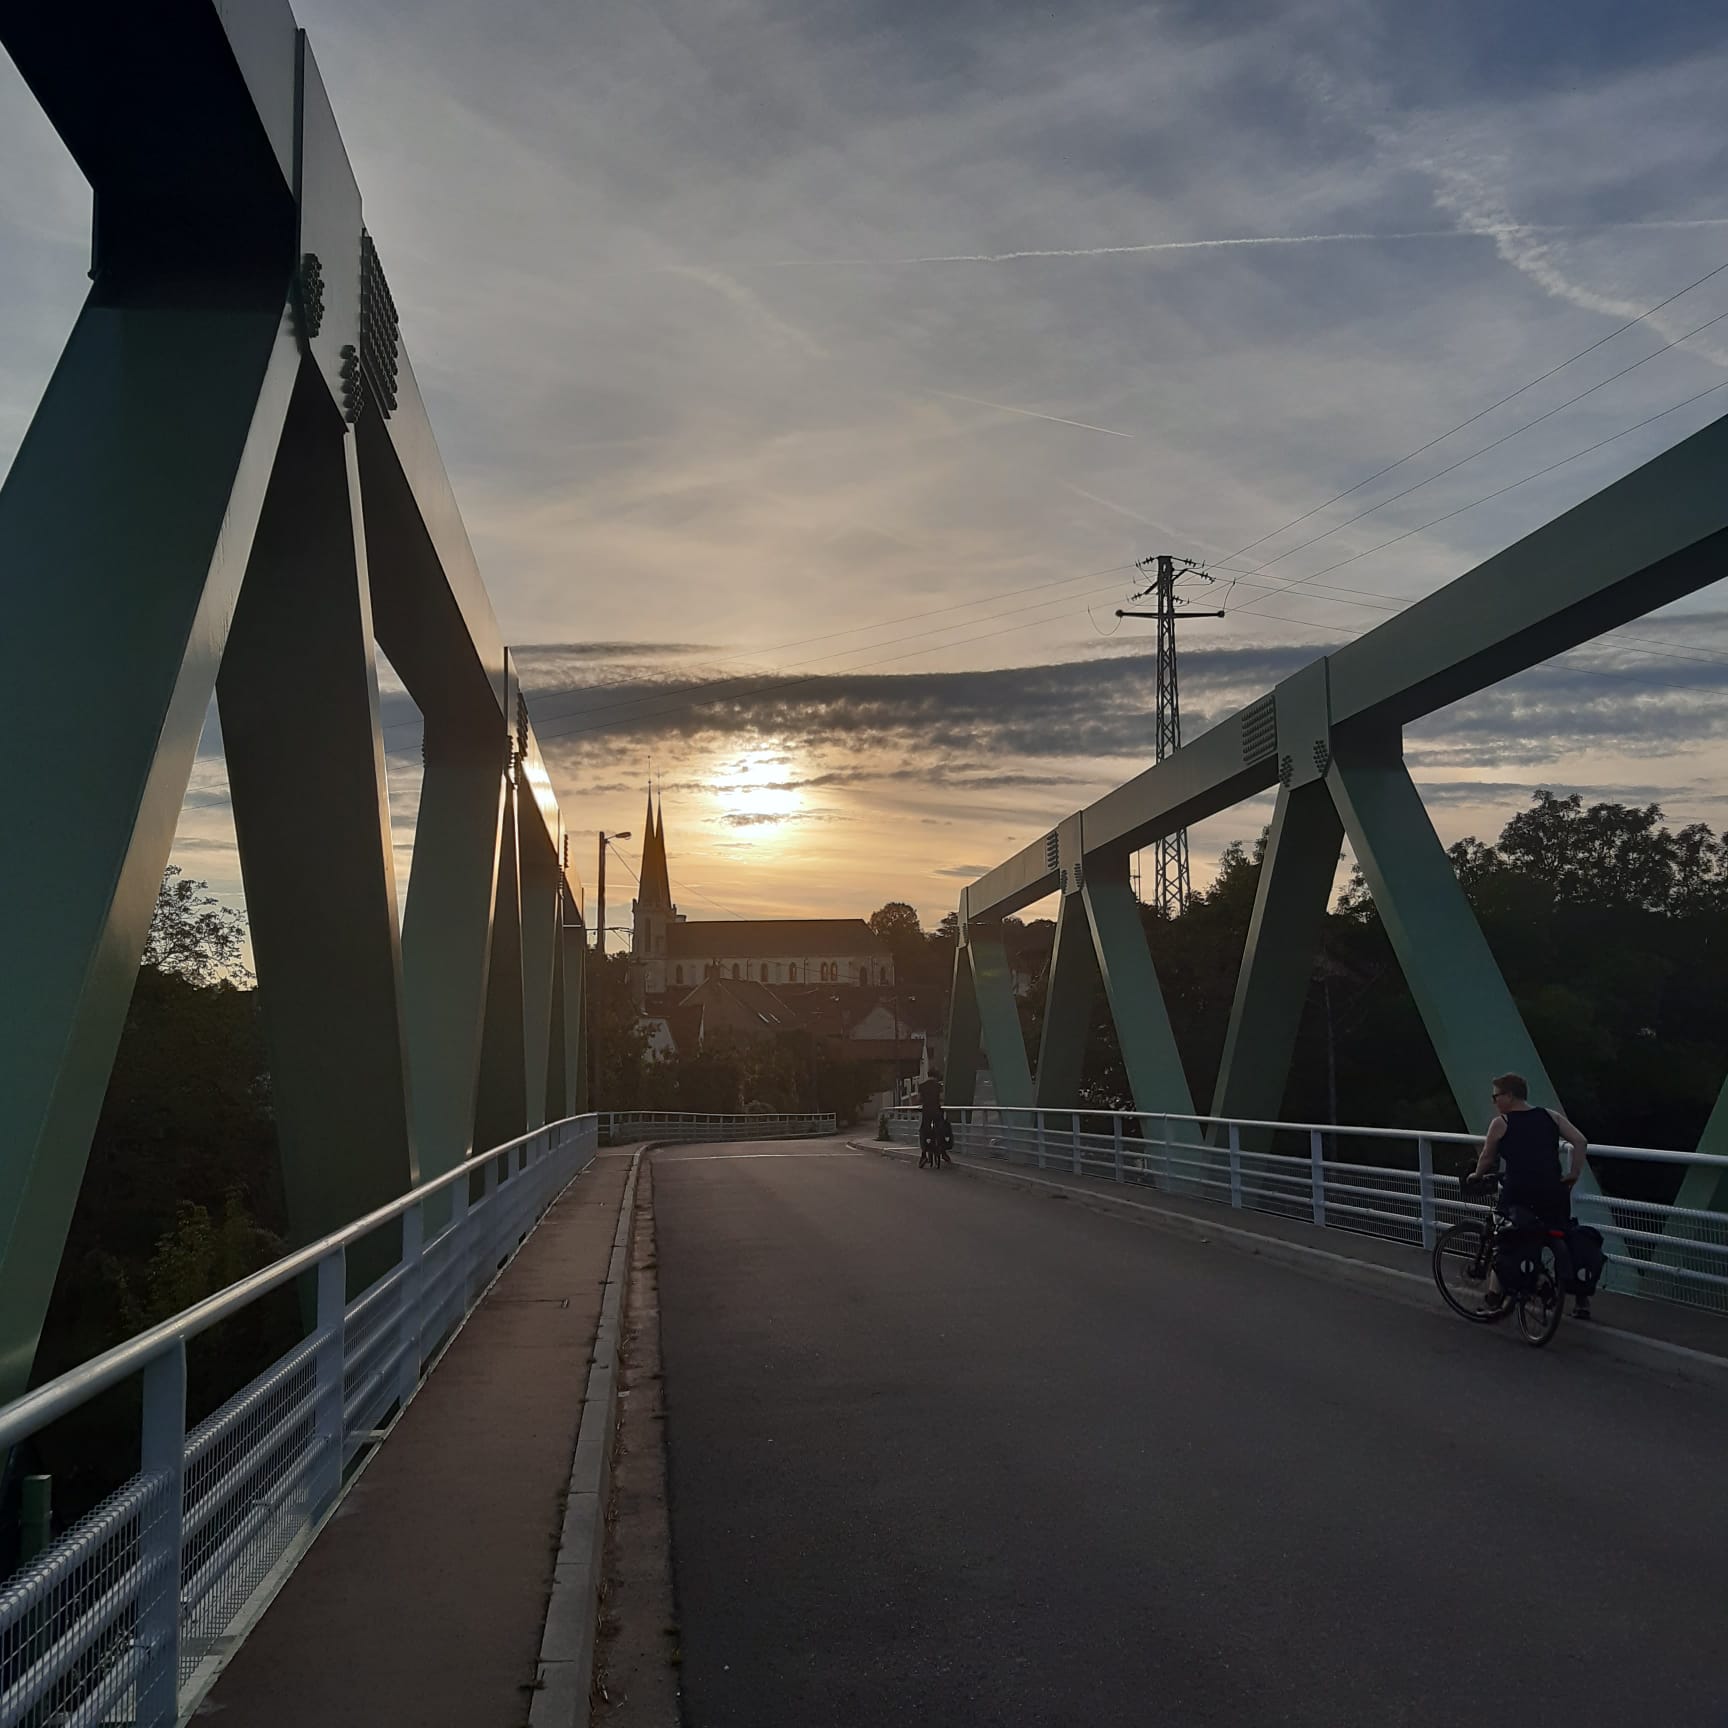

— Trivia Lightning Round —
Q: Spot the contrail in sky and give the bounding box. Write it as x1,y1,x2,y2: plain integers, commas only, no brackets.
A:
932,390,1136,438
750,217,1728,268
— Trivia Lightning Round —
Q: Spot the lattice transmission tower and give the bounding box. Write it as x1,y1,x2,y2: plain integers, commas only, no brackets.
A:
1117,555,1225,917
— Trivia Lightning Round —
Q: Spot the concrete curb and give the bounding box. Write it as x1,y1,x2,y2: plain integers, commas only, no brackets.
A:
853,1140,1728,1388
530,1148,642,1727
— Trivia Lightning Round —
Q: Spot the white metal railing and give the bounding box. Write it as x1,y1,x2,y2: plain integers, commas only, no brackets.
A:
600,1110,837,1145
884,1105,1728,1317
0,1113,599,1728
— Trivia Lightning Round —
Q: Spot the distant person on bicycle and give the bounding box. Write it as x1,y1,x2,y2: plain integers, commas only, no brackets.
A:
917,1071,953,1169
1471,1072,1591,1316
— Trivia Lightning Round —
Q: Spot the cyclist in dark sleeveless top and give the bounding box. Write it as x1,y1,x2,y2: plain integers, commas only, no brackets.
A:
1470,1070,1591,1312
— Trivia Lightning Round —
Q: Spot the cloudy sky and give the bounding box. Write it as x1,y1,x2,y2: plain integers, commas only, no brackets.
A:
4,0,1728,939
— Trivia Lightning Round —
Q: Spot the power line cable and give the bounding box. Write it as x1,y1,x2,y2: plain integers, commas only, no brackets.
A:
382,559,1135,740
1217,253,1728,568
1223,376,1728,626
527,566,1147,745
1224,302,1728,584
1199,561,1728,671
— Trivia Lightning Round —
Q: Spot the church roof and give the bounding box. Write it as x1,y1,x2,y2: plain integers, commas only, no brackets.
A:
666,918,886,959
673,975,807,1029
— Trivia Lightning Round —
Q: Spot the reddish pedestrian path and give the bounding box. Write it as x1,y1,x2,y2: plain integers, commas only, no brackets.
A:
201,1152,636,1727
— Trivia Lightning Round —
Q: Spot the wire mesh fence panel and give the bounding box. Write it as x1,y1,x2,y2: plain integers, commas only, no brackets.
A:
178,1337,323,1688
0,1469,171,1728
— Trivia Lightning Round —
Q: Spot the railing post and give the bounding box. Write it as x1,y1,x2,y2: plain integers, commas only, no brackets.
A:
1229,1123,1243,1209
1416,1136,1436,1250
484,1154,502,1268
1112,1114,1123,1183
137,1338,187,1725
1035,1109,1046,1168
399,1200,424,1407
314,1246,347,1497
1161,1115,1173,1191
1310,1128,1326,1225
1072,1116,1082,1175
449,1164,470,1313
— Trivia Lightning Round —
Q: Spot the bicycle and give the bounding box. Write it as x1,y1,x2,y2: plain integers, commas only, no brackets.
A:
1432,1173,1569,1347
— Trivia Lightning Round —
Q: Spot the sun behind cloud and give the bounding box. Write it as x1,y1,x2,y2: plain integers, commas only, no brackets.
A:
707,745,806,838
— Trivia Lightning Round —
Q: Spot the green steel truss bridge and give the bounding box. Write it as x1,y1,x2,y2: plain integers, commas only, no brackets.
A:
3,6,1728,1724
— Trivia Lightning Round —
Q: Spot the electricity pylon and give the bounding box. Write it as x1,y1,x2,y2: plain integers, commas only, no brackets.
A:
1117,555,1224,916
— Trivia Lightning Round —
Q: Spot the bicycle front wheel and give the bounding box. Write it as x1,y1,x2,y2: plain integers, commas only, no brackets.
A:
1433,1220,1502,1323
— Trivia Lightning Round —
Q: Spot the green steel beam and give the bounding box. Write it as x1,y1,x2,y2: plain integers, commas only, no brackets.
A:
1034,890,1099,1115
218,362,418,1248
519,822,560,1134
474,779,529,1152
546,912,570,1123
0,298,298,1405
944,943,983,1108
1211,781,1342,1124
967,923,1034,1110
1080,860,1194,1116
1678,1087,1728,1211
564,916,590,1115
398,725,506,1180
0,0,595,1402
1325,736,1557,1130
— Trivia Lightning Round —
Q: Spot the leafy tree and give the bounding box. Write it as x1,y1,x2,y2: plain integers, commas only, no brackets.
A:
868,901,922,942
143,865,252,985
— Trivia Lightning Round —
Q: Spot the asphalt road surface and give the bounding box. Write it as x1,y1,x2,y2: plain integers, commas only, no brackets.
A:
653,1143,1728,1728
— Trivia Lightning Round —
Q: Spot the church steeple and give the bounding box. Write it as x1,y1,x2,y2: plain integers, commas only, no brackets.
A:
648,794,673,907
639,785,672,912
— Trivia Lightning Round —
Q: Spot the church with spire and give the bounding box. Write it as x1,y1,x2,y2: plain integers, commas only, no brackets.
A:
630,789,683,993
629,790,894,1002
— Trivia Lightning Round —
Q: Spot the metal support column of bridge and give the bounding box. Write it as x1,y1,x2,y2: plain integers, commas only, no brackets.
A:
0,5,590,1406
947,406,1728,1207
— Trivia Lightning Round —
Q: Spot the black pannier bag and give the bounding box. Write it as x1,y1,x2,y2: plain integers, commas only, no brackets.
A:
1494,1205,1548,1295
1563,1222,1607,1296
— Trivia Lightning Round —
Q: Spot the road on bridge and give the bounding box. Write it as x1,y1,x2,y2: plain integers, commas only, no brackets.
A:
652,1141,1726,1728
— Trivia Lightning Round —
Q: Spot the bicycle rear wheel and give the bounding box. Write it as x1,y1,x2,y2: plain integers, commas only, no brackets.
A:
1433,1220,1503,1322
1515,1246,1565,1347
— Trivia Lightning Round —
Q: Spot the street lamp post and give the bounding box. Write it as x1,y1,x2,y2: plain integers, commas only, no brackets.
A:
591,829,631,1112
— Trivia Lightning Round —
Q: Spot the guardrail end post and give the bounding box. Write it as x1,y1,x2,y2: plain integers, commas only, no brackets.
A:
1416,1136,1437,1250
20,1472,51,1563
1228,1123,1243,1210
138,1338,188,1724
1310,1127,1326,1226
